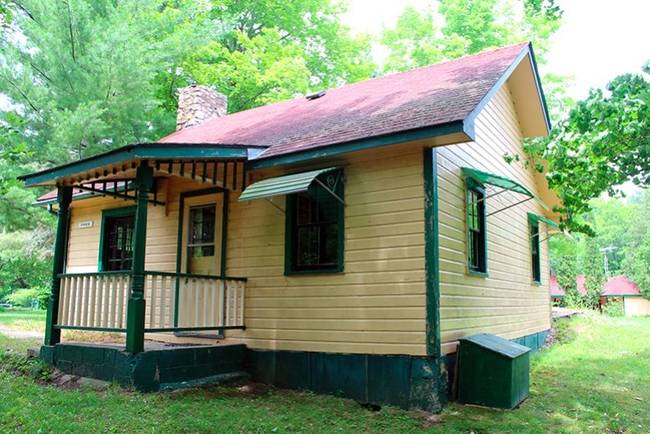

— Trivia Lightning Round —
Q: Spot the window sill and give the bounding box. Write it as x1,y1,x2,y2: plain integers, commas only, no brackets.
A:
532,279,542,286
285,267,344,276
467,269,489,278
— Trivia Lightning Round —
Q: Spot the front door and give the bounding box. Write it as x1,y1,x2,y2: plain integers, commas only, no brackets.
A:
182,194,223,276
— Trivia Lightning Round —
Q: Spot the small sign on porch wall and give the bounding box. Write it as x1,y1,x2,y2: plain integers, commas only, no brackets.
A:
78,220,93,229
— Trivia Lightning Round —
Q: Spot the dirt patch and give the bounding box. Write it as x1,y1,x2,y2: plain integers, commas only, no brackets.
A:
0,328,42,339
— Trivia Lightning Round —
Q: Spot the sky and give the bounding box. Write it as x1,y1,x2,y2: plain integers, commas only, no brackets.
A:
344,0,650,100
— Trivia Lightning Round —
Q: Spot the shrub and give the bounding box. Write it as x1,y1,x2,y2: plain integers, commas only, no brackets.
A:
602,300,625,317
6,287,49,308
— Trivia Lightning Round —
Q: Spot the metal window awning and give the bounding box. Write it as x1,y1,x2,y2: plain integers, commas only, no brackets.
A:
462,167,549,217
238,167,342,207
462,167,534,197
527,212,559,228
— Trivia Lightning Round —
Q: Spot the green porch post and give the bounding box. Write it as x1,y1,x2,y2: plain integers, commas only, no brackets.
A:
44,186,73,346
125,161,154,354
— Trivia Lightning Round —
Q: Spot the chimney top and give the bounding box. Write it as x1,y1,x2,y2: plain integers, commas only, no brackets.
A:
176,85,227,131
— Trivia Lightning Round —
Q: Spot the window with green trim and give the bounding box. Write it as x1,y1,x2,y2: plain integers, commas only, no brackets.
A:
531,221,541,283
466,181,487,274
285,171,344,273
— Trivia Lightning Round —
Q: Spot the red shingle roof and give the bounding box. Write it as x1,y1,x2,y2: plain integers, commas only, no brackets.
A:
159,43,529,160
602,276,642,297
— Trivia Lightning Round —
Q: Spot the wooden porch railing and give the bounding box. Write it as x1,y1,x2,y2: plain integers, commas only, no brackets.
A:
56,271,246,333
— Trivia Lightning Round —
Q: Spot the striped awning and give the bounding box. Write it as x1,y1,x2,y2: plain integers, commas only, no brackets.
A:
239,167,340,202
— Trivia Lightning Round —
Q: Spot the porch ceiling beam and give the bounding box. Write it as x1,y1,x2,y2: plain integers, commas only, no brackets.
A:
19,143,254,187
74,185,165,206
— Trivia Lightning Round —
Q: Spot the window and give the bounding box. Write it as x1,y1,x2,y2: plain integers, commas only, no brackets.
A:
286,171,344,273
100,208,135,271
531,221,541,283
466,181,487,274
188,205,216,259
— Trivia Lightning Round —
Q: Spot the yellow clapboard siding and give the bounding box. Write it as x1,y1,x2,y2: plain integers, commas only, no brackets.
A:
245,307,425,320
437,82,551,354
226,145,428,355
245,318,425,332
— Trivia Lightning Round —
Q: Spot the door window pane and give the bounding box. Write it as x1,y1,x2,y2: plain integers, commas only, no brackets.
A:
103,215,135,271
188,205,216,259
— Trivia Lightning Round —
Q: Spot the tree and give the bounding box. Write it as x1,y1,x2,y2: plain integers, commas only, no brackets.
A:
526,64,650,234
0,111,51,230
0,0,212,163
380,0,563,73
179,0,375,112
623,191,650,298
580,236,606,308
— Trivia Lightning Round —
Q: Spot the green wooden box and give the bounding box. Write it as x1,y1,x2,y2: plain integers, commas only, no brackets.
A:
457,333,531,409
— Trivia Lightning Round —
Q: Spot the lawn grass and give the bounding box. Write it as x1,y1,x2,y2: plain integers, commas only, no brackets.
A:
0,308,46,332
0,314,648,433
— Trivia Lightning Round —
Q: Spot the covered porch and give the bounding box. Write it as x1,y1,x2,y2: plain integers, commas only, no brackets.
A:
20,143,259,354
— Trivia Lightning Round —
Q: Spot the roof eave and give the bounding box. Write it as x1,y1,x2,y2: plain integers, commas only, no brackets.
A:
19,142,256,187
463,42,551,140
246,120,469,170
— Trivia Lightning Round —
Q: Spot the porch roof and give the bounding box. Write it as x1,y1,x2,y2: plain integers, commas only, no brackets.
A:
18,143,263,187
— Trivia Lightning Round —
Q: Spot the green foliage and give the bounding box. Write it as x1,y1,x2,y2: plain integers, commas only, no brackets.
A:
0,228,52,302
5,287,48,307
602,300,624,317
0,0,210,163
380,0,563,73
0,349,52,382
550,191,650,303
623,226,650,299
185,28,311,113
0,112,52,231
581,237,606,308
180,0,375,112
526,64,650,234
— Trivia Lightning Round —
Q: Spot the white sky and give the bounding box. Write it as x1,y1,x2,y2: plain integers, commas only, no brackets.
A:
345,0,650,99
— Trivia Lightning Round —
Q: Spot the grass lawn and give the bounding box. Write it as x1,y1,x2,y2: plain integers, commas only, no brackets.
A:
0,308,45,332
0,312,648,433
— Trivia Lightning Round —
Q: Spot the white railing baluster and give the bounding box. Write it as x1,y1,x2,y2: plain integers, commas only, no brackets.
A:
238,281,245,327
149,274,157,329
159,276,167,328
54,272,245,332
116,276,124,329
88,275,96,327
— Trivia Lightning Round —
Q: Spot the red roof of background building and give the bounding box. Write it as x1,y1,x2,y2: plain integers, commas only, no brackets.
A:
576,274,588,296
550,274,565,297
159,43,529,160
601,275,642,296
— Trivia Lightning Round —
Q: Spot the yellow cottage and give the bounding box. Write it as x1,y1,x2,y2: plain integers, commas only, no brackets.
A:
20,42,560,411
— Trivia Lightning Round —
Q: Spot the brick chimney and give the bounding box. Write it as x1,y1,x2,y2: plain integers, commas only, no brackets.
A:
176,85,227,131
